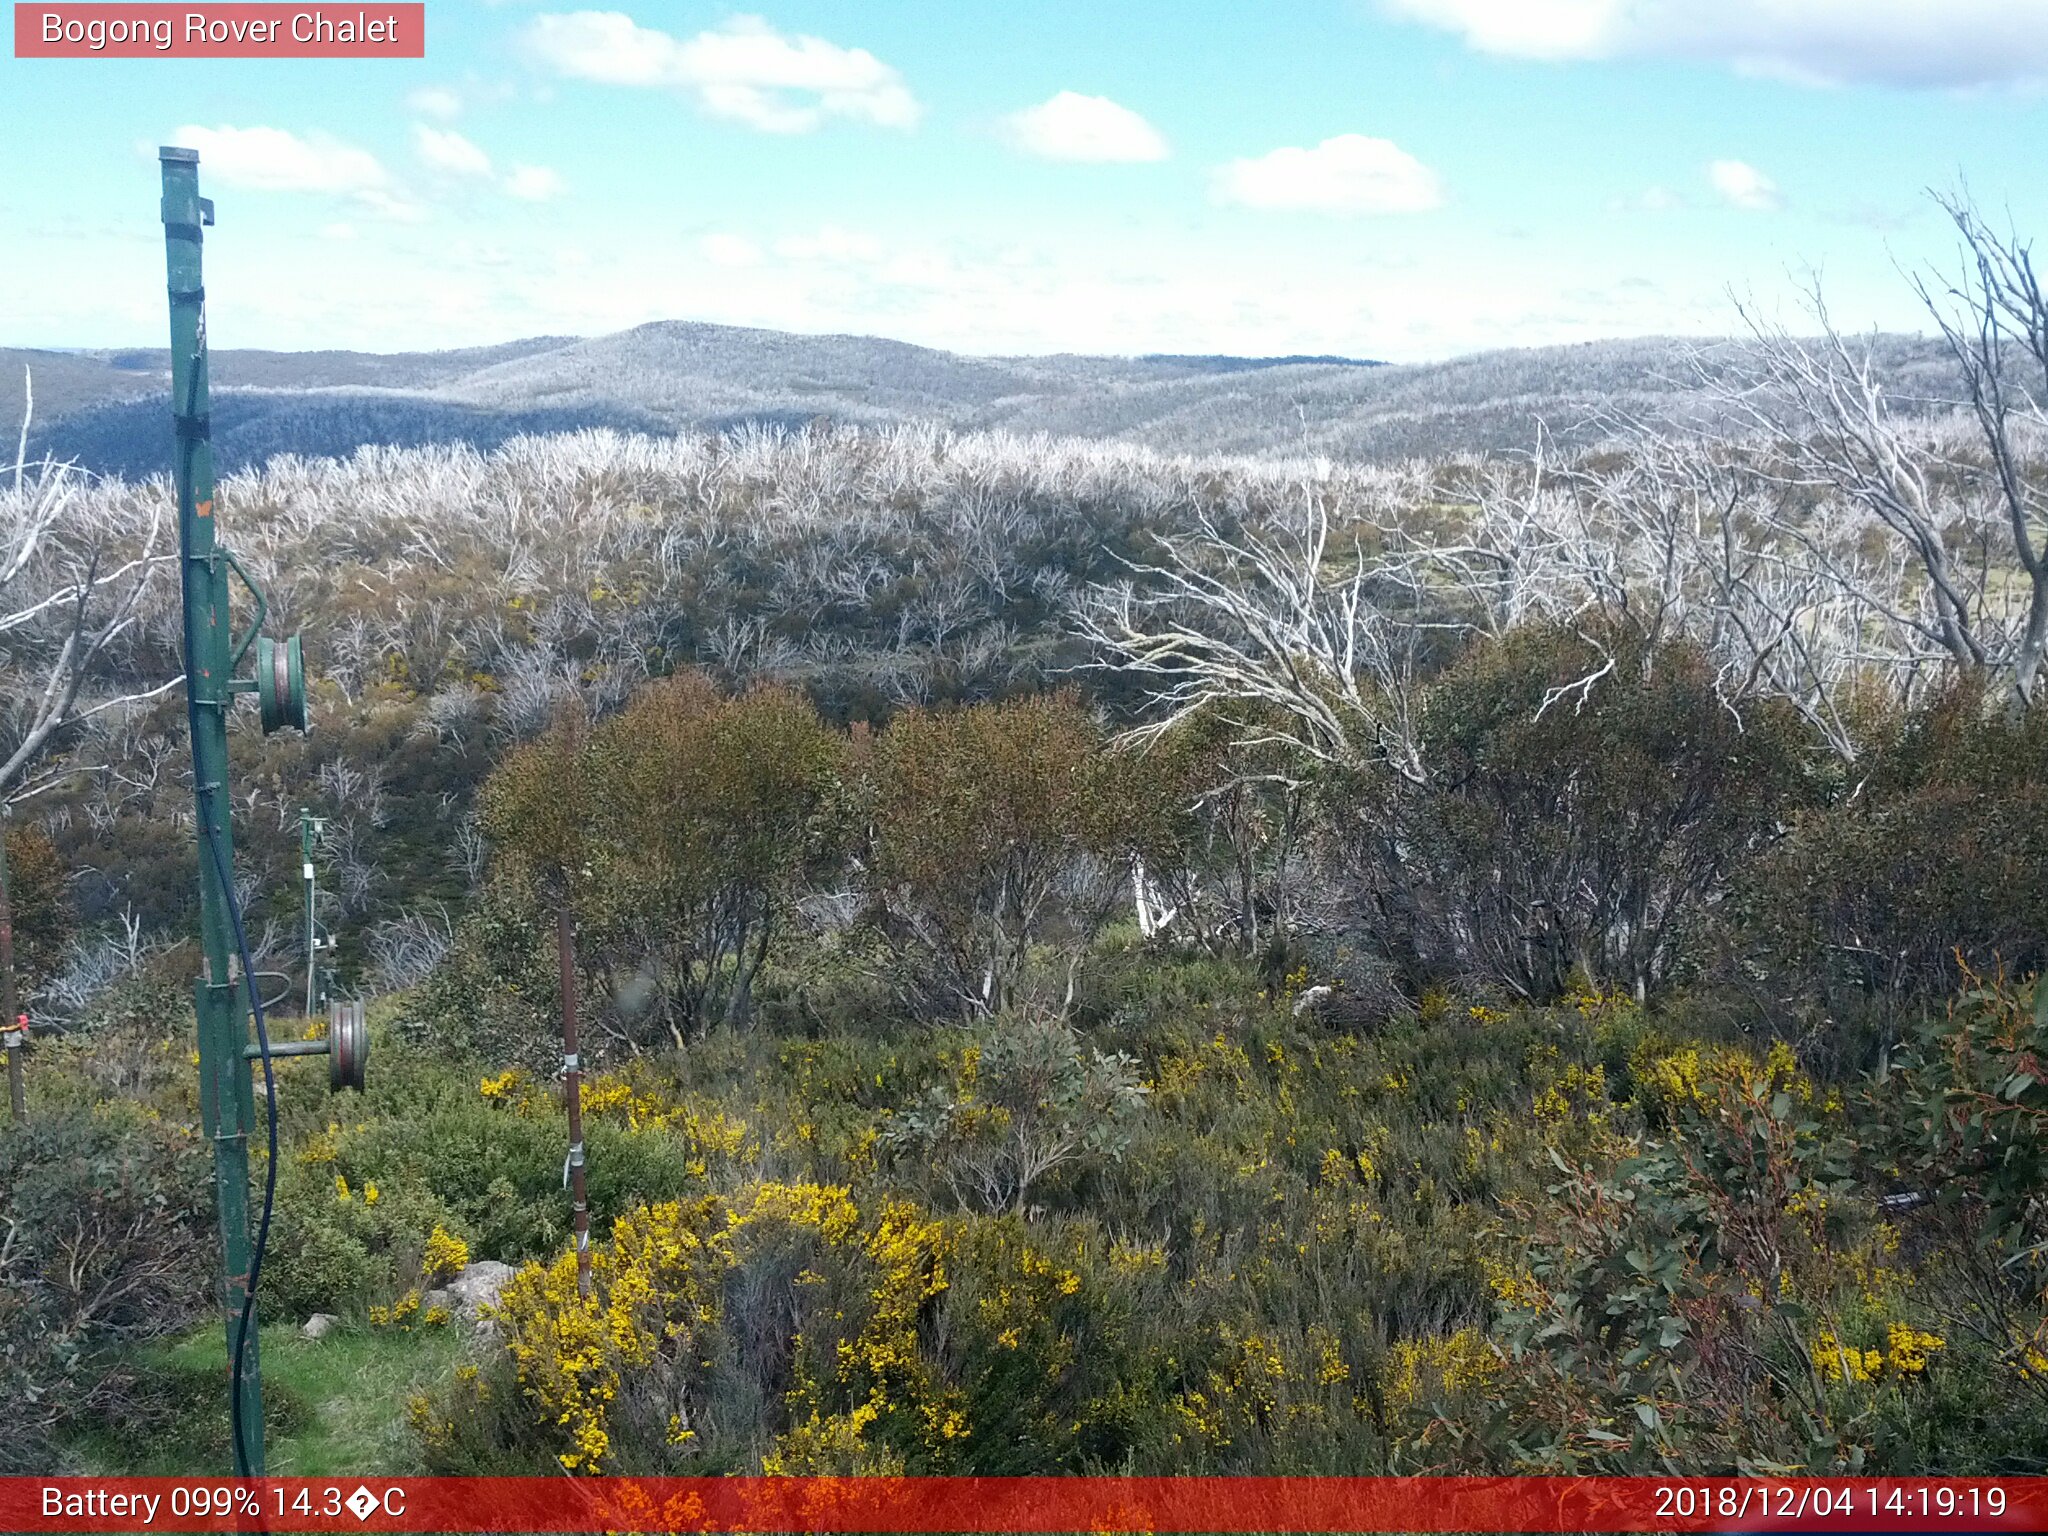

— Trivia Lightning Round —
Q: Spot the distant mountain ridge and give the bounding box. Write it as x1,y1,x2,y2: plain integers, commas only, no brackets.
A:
3,320,1953,480
1135,353,1383,372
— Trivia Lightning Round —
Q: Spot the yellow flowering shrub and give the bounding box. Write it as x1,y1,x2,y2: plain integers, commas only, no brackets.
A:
1637,1037,1814,1118
496,1193,729,1472
488,1181,963,1476
1885,1323,1945,1375
370,1287,422,1330
1480,1252,1542,1310
1810,1322,1944,1385
575,1069,759,1178
1381,1327,1501,1417
767,1199,961,1472
423,1224,471,1283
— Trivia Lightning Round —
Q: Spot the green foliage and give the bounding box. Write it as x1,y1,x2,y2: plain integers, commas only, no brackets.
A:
479,710,594,895
582,674,850,1041
16,944,2048,1479
1870,973,2048,1290
409,873,559,1069
1355,624,1818,999
1735,688,2048,1021
265,1035,712,1313
869,690,1160,1014
882,1009,1150,1214
1456,1040,1850,1472
84,1340,312,1469
0,1100,213,1471
265,1159,467,1321
1423,1010,2048,1476
467,674,852,1051
4,823,72,995
76,1323,459,1477
16,610,2048,1479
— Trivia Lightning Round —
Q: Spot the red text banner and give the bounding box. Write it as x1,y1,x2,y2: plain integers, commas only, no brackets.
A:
3,1476,2043,1533
14,5,424,57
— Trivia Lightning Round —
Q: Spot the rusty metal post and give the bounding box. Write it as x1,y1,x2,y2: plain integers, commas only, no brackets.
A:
0,823,22,1123
555,903,591,1297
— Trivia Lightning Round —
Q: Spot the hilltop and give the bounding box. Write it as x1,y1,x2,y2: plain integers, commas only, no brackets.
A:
7,321,1956,479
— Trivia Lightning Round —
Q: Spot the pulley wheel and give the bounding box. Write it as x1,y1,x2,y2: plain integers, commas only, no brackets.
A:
328,999,368,1093
257,633,309,735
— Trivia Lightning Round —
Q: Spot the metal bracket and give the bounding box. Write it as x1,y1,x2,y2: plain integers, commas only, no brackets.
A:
219,546,269,673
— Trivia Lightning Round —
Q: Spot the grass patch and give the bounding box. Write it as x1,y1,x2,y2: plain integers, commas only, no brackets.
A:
72,1320,468,1477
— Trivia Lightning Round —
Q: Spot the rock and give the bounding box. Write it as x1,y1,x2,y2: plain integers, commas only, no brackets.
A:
301,1313,340,1340
1291,985,1334,1019
421,1287,456,1316
446,1258,517,1322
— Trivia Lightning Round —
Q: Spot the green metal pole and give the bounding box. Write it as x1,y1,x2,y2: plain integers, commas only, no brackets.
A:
160,146,264,1475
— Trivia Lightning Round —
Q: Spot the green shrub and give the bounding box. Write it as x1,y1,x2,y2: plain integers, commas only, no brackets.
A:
265,1156,469,1320
0,1101,213,1471
408,878,558,1070
867,691,1163,1015
90,1349,311,1466
4,823,73,994
1350,624,1818,999
881,1009,1149,1215
1733,689,2048,1031
1864,974,2048,1357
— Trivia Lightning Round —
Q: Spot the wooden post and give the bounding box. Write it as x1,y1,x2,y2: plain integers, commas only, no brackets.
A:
1,822,23,1123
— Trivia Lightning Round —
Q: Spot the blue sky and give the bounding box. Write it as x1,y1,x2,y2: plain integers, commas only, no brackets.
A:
4,1,2047,360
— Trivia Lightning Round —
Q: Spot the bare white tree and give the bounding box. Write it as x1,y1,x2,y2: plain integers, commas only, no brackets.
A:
0,371,174,803
1912,191,2048,705
1076,483,1432,783
365,903,455,993
1716,242,2045,710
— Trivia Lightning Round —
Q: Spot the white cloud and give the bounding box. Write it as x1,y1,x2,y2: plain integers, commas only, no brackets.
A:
411,126,563,201
525,11,919,132
1001,91,1169,162
775,225,886,263
503,164,566,201
356,189,430,224
1615,184,1686,212
1384,0,1619,59
407,86,463,119
1381,0,2048,87
414,125,494,178
700,232,764,267
167,124,387,194
1708,158,1782,211
1213,135,1443,214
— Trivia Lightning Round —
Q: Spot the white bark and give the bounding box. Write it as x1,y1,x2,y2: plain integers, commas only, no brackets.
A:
1,374,173,803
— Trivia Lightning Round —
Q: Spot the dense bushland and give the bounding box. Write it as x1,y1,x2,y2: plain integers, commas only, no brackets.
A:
13,946,2045,1476
6,207,2046,1472
11,619,2045,1475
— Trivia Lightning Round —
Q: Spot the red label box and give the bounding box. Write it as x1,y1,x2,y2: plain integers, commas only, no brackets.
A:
14,3,425,57
2,1477,2044,1534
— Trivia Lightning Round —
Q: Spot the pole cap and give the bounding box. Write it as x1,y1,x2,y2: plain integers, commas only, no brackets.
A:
159,146,200,163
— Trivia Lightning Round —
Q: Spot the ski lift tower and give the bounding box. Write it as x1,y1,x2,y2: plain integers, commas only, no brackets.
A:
160,146,368,1476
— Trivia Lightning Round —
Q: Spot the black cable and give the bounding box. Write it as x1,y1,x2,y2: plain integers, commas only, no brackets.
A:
179,317,279,1481
203,821,278,1480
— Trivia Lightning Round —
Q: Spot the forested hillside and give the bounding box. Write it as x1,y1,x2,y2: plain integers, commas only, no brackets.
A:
12,324,1960,479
